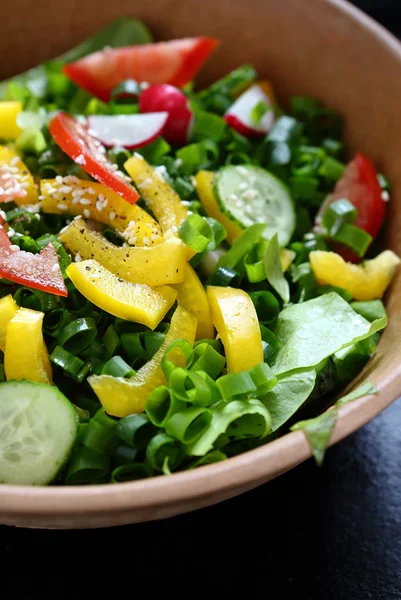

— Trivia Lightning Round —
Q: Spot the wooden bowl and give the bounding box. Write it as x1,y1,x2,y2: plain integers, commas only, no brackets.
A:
1,0,401,529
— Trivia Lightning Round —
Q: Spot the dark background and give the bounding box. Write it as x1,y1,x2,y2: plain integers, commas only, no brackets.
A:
2,2,401,598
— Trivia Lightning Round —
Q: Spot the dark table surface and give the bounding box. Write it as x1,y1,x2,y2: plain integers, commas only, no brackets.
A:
2,2,401,598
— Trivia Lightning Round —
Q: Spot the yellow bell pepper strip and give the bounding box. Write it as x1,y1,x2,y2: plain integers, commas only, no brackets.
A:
40,177,162,246
207,286,263,372
310,250,401,301
174,263,214,340
124,154,188,240
4,307,52,384
0,145,38,205
66,259,177,329
194,171,243,245
60,218,186,286
280,248,296,272
0,102,22,139
89,306,197,417
0,294,17,352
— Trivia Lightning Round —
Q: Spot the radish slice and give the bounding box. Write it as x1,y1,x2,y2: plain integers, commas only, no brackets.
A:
87,113,168,149
224,84,275,137
139,84,193,145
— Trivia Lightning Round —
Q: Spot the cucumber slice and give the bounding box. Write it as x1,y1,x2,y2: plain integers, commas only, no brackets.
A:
0,381,78,485
214,165,296,246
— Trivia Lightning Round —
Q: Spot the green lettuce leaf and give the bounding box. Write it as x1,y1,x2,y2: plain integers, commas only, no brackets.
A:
187,398,271,456
263,233,290,303
291,380,378,464
261,368,316,431
0,18,152,99
272,292,387,375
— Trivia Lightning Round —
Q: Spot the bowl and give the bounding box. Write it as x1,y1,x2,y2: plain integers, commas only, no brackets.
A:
1,0,401,529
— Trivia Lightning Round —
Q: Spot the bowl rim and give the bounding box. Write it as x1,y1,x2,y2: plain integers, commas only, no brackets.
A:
1,0,401,520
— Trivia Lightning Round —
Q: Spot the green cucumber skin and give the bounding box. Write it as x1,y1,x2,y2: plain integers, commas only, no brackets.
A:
213,165,296,246
0,380,78,486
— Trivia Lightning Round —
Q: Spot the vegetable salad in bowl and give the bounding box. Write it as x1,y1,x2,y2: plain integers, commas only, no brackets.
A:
0,18,398,486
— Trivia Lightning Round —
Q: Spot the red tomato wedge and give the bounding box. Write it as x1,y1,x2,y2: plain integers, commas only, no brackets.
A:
63,37,219,102
49,113,139,204
320,153,386,262
0,243,67,297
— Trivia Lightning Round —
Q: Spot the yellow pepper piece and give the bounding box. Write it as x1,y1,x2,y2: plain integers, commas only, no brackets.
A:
310,250,401,301
60,218,186,286
40,178,162,246
207,286,263,372
124,155,188,239
0,145,38,205
0,102,22,139
174,263,214,340
0,294,18,352
66,259,177,329
194,171,243,245
89,306,197,417
280,248,296,272
4,307,52,384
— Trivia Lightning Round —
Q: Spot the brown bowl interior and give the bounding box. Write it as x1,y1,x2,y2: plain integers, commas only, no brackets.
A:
1,0,401,528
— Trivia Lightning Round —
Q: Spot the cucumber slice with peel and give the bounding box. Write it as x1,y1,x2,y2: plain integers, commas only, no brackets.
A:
214,165,295,246
0,380,78,485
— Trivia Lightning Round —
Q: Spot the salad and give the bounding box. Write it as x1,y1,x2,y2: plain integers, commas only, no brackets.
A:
0,18,398,486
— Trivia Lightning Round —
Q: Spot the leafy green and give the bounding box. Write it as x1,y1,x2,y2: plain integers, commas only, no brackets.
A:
261,369,316,431
0,18,152,99
272,292,387,375
263,233,290,303
187,398,271,456
292,408,337,466
291,381,378,464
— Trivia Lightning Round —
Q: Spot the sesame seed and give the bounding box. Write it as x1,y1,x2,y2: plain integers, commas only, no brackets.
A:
128,236,137,245
109,211,116,221
79,198,91,205
237,166,251,178
381,190,390,202
151,233,159,241
0,210,5,220
143,236,150,246
10,156,20,166
1,173,12,180
75,253,81,262
74,215,81,221
128,220,136,228
83,209,90,219
38,195,45,200
75,154,86,165
55,175,63,184
7,228,15,238
57,204,68,211
59,185,72,194
96,200,103,212
172,225,178,233
133,152,144,160
10,245,20,252
239,182,248,191
72,198,79,204
51,263,60,273
59,225,69,234
8,166,19,174
21,182,30,189
242,189,258,201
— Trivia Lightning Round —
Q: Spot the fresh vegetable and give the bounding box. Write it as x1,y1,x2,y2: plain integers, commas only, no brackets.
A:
224,83,275,137
0,101,22,139
194,170,243,244
207,286,264,372
0,243,67,297
139,84,193,145
174,263,214,339
319,153,386,260
124,154,188,239
40,177,162,246
0,294,17,351
64,37,219,101
0,146,38,205
60,218,186,286
66,260,177,329
0,381,77,484
89,306,197,416
310,250,400,300
4,307,52,383
49,112,140,204
0,19,397,485
87,113,168,149
214,165,296,246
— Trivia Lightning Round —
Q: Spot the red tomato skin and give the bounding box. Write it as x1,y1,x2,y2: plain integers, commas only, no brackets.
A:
139,84,193,145
0,244,67,297
63,38,218,102
322,153,386,262
49,113,139,204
